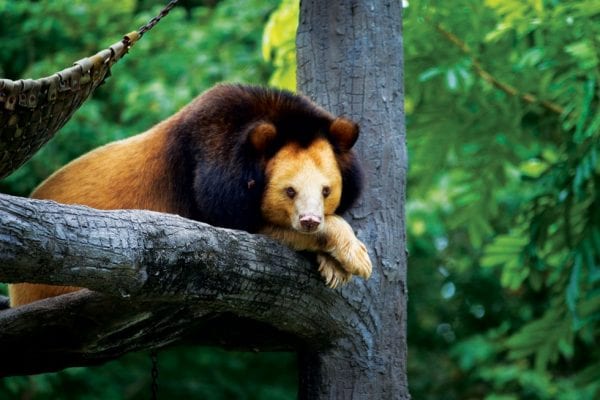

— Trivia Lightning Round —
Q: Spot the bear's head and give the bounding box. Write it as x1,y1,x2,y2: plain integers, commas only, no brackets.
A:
250,117,361,234
170,84,364,233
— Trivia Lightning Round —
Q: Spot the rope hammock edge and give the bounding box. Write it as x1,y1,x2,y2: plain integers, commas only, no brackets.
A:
0,0,178,179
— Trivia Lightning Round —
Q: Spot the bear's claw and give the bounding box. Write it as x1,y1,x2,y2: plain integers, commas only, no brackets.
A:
317,253,352,288
336,238,372,280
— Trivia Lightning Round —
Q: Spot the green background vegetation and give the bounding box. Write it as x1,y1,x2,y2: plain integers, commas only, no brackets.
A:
1,0,599,398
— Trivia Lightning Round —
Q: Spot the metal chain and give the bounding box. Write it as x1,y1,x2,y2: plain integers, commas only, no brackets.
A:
137,4,174,399
138,0,180,38
150,350,159,400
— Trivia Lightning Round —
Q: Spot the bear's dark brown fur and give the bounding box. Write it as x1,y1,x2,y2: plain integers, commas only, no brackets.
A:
165,84,363,231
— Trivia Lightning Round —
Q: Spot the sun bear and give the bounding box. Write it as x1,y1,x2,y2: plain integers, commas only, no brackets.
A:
8,83,372,307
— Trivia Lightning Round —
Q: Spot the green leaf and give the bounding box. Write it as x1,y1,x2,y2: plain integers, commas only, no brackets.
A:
520,158,549,178
481,234,528,268
566,253,582,313
419,67,444,82
262,0,298,90
446,69,459,90
565,42,599,70
573,79,596,143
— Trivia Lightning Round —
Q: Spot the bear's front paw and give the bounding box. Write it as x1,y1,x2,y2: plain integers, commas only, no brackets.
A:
329,235,372,279
340,238,372,279
324,215,373,280
317,253,352,288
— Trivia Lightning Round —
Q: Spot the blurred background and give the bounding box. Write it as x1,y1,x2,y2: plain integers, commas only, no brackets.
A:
1,0,599,398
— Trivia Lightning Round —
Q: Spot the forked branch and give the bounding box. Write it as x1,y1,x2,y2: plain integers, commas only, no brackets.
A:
0,193,364,376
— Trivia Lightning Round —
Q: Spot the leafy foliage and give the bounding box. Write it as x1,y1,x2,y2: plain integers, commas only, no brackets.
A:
403,0,600,398
262,0,297,90
0,348,296,400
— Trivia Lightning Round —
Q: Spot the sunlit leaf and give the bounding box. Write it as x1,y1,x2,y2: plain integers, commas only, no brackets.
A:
262,0,298,90
520,158,549,178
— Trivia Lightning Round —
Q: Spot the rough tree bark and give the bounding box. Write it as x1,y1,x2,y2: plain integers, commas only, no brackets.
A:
296,0,408,398
0,0,408,398
0,194,365,376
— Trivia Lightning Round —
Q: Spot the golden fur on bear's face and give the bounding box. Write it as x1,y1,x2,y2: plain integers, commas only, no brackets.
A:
261,138,342,233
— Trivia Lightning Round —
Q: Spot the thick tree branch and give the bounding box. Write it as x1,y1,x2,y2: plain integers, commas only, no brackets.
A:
0,193,367,377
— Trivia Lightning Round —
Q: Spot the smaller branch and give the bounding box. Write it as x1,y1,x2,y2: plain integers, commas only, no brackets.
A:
431,21,564,115
0,290,301,376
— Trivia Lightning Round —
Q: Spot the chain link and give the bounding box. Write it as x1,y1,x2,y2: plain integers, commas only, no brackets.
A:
137,4,174,398
138,0,179,38
150,350,159,400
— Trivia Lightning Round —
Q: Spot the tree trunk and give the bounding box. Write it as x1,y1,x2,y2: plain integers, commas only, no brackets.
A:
297,0,409,399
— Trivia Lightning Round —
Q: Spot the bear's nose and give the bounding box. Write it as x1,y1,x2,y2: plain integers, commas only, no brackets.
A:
299,214,322,231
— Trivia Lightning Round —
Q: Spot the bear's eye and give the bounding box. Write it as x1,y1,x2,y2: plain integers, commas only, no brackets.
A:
285,186,297,199
322,186,331,198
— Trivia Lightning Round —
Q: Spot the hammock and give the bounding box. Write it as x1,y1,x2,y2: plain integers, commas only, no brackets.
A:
0,0,178,179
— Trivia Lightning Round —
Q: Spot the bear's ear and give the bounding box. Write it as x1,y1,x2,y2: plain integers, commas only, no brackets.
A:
248,122,277,153
329,117,359,152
